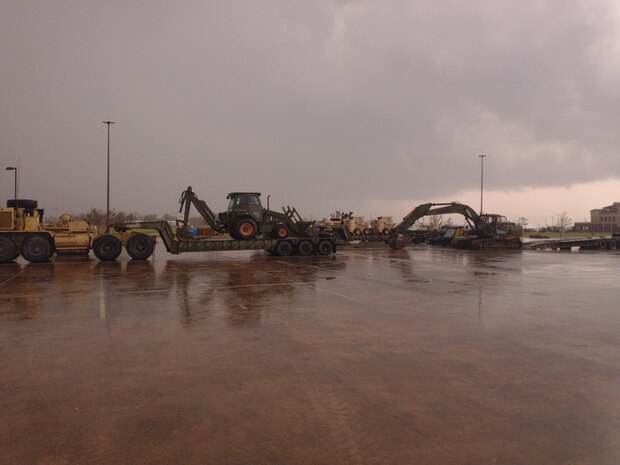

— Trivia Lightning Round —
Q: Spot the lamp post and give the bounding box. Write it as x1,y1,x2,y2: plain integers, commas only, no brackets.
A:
478,154,486,215
5,166,17,208
102,121,115,233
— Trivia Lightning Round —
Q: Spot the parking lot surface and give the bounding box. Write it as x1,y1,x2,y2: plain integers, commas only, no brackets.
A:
1,245,619,464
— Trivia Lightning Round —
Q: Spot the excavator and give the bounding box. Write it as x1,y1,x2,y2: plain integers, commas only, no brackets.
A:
388,202,522,250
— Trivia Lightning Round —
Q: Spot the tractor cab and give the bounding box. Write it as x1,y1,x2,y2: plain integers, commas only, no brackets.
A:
478,214,508,237
226,192,264,223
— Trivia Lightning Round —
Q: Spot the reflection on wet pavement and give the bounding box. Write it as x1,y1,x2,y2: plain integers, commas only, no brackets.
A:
1,246,619,464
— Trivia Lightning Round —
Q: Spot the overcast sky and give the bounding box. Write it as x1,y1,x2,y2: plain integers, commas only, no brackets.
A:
1,1,619,227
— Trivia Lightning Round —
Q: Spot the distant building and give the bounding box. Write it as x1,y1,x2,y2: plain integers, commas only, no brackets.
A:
574,202,620,232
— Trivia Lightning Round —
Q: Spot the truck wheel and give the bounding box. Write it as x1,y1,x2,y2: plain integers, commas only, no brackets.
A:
382,228,390,235
126,234,154,260
0,237,18,263
6,199,38,209
21,235,55,263
297,240,313,256
353,228,362,236
235,218,258,240
93,234,122,261
317,240,333,255
363,228,372,235
275,240,293,256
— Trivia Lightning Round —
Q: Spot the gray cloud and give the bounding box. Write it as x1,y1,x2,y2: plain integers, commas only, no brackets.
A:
1,0,619,218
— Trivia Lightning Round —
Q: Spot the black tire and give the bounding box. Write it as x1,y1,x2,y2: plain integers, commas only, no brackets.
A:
353,228,362,236
297,240,313,256
0,236,18,263
317,240,333,255
382,228,390,235
235,217,258,240
93,234,122,261
6,199,38,209
126,234,154,260
363,228,371,235
21,235,54,263
275,240,293,256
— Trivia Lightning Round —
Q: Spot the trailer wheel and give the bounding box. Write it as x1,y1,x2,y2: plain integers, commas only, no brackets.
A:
126,234,154,260
275,240,293,256
235,218,258,240
93,234,122,261
297,240,313,256
317,240,333,255
0,237,18,263
21,235,55,263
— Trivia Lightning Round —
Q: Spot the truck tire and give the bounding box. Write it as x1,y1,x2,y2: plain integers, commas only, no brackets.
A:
382,228,390,235
126,234,154,260
275,240,293,256
6,199,38,209
297,240,313,256
0,237,18,263
93,234,122,261
354,228,362,236
317,240,333,255
21,235,54,263
235,218,258,240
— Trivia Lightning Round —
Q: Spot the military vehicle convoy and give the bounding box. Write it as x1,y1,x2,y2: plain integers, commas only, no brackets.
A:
0,200,98,263
0,190,524,265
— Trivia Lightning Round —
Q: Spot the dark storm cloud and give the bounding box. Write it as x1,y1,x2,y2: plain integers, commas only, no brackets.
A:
1,0,619,216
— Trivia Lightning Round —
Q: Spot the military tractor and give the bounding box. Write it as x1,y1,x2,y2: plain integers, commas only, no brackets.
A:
177,187,316,240
388,202,523,249
0,199,98,263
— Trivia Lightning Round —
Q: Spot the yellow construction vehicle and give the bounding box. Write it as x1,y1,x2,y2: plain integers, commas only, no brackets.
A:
0,199,97,263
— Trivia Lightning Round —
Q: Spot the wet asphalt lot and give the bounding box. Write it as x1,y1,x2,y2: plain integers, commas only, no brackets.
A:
1,244,619,465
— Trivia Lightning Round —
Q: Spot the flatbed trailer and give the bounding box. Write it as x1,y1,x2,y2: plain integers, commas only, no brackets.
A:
524,237,618,251
91,220,337,261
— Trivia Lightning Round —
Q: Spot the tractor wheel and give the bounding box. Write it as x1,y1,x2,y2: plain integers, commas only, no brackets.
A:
126,234,155,260
0,237,18,263
6,199,38,210
317,240,333,255
21,235,55,263
235,218,258,240
275,240,293,256
273,225,289,239
297,240,314,256
93,234,122,261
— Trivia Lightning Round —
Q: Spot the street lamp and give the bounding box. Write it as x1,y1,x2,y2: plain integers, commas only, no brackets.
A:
5,167,17,208
478,154,486,215
102,121,115,233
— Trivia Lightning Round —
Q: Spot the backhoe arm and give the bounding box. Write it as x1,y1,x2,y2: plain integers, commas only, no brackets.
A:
178,186,225,232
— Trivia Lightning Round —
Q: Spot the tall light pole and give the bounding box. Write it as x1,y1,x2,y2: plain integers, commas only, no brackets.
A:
5,167,17,209
478,154,486,215
102,121,115,233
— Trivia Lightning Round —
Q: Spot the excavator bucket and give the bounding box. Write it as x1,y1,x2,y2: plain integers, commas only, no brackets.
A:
389,235,412,250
